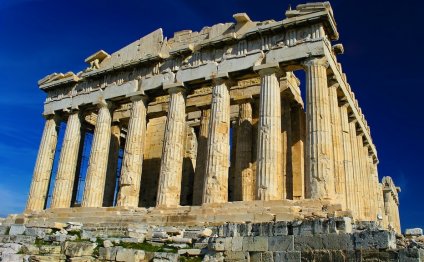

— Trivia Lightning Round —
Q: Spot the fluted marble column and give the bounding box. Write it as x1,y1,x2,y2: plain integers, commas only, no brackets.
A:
203,79,231,204
281,101,292,199
157,87,186,207
348,119,362,219
361,142,372,220
356,134,369,219
51,110,82,208
255,66,282,201
192,109,210,205
82,101,113,207
26,115,59,212
339,103,356,215
291,105,305,200
103,124,121,207
328,84,346,208
367,155,378,221
116,95,148,207
304,58,335,200
234,101,254,201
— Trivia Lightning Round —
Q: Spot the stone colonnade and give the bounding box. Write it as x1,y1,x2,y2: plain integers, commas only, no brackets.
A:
26,56,395,225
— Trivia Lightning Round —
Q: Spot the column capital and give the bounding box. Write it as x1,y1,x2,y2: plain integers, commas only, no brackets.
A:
253,63,282,76
42,113,60,123
163,82,186,95
95,99,114,110
302,56,329,68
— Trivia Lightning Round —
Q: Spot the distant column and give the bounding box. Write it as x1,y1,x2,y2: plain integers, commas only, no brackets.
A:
192,108,210,205
26,115,59,212
116,95,148,207
328,83,346,208
103,124,121,207
339,103,356,215
203,78,231,204
255,65,282,201
233,101,254,201
82,101,113,207
156,86,186,207
50,110,82,208
348,118,362,219
281,100,292,199
291,105,305,200
304,57,335,200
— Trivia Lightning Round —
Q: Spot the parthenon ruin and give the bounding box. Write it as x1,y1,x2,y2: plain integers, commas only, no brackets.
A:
25,2,401,234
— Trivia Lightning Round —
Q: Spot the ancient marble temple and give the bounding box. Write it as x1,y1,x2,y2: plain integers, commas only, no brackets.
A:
25,2,401,233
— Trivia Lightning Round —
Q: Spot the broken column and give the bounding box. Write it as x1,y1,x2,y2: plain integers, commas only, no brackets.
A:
203,78,231,204
192,108,210,205
50,110,82,208
116,95,148,207
82,101,113,207
156,86,186,207
26,115,59,212
233,101,254,201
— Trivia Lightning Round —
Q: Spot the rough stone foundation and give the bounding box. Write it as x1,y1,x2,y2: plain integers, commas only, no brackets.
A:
0,216,422,261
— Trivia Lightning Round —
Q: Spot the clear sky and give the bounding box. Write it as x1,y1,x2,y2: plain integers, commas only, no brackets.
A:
0,0,422,230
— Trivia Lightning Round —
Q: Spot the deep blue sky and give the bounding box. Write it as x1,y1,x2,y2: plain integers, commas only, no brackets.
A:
0,0,422,230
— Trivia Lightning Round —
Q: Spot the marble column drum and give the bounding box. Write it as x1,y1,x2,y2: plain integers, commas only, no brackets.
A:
156,87,186,207
304,57,335,200
256,67,283,201
82,101,113,207
116,96,148,207
192,109,210,205
50,110,82,208
26,115,59,212
233,101,254,201
203,79,231,204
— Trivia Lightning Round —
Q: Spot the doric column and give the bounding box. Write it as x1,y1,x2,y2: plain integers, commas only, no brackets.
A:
291,105,305,200
304,57,335,200
116,95,148,207
50,110,82,208
339,103,356,215
82,101,113,207
26,115,59,212
348,119,362,219
367,155,378,221
103,124,121,207
360,142,372,220
328,83,346,208
156,86,186,207
255,65,282,201
281,100,292,199
203,79,231,204
192,108,210,205
233,101,253,201
356,133,369,219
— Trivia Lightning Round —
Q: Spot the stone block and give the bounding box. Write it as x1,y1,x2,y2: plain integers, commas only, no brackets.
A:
39,245,61,255
25,227,52,239
0,226,9,235
268,236,294,251
208,237,232,251
250,251,274,262
116,248,145,262
0,253,25,262
231,237,243,251
301,250,348,261
12,235,36,244
21,244,39,255
399,248,424,262
273,251,301,262
242,237,268,251
294,233,354,251
29,254,66,261
98,246,121,260
224,251,249,261
153,251,179,262
8,224,26,235
405,228,423,236
354,230,396,249
0,243,22,254
335,217,352,233
273,222,288,236
64,241,97,257
68,256,95,262
177,248,203,256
